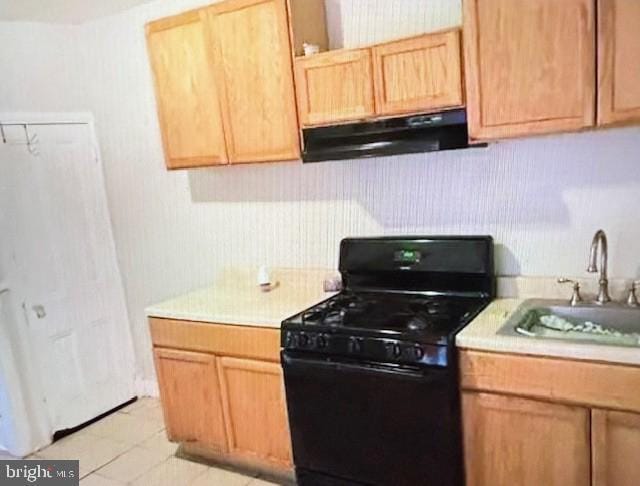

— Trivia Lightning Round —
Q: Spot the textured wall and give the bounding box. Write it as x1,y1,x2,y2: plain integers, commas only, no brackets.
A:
0,22,86,112
325,0,461,49
3,1,640,383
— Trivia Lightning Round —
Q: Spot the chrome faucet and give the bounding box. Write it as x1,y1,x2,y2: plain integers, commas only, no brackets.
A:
587,229,611,305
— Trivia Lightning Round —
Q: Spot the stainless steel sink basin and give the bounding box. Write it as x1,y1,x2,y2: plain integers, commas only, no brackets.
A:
499,299,640,347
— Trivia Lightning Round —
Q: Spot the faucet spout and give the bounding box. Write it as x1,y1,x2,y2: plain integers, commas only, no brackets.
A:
587,229,611,304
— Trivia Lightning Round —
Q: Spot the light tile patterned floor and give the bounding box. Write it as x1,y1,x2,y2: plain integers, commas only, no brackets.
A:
20,397,280,485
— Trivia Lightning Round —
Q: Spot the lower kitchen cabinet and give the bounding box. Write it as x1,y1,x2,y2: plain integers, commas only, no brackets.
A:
592,409,640,486
217,357,292,467
462,392,591,486
153,348,228,452
149,318,292,475
460,350,640,486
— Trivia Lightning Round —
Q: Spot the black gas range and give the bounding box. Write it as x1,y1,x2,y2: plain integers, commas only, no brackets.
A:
281,236,494,486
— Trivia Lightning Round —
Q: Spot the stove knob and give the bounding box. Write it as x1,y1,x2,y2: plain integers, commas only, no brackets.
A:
348,337,363,354
413,345,425,360
299,332,309,347
392,343,402,358
317,334,328,349
285,332,298,349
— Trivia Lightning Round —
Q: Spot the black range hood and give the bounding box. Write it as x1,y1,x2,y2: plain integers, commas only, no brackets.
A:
302,108,474,163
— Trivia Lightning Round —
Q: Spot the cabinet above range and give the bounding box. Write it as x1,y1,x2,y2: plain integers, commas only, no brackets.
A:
294,29,464,128
145,0,470,169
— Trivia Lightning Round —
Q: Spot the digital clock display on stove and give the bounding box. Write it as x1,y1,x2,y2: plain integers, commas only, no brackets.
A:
394,249,421,264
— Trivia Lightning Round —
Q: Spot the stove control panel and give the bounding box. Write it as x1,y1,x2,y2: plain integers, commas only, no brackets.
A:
282,330,447,367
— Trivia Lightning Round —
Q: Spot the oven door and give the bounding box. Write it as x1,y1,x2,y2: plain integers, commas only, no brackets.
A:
282,352,463,486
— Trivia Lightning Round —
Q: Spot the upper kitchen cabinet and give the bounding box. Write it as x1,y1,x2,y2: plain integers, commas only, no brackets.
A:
597,0,640,126
294,49,375,126
293,30,464,128
146,11,228,169
372,30,463,117
463,0,596,140
205,0,300,163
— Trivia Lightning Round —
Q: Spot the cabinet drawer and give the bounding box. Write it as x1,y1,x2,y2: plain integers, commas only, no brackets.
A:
149,317,281,362
460,350,640,413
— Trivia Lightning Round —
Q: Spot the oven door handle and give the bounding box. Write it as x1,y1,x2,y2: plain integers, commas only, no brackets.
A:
282,353,447,382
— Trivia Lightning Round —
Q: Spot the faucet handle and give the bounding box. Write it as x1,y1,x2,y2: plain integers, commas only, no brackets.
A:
627,280,640,307
558,278,583,306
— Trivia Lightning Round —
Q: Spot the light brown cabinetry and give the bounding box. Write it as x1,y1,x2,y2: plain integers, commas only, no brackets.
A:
294,30,464,127
153,348,228,451
146,11,228,169
149,318,292,475
372,31,463,117
146,0,299,169
218,357,292,467
463,0,596,140
462,392,591,486
597,0,640,126
461,350,640,486
294,49,375,126
206,0,300,163
592,409,640,486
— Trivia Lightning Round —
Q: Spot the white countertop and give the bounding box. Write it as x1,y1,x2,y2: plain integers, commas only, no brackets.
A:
145,267,336,328
147,271,640,365
458,295,640,367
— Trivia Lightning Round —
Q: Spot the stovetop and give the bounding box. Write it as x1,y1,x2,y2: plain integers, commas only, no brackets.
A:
281,291,489,367
297,291,483,338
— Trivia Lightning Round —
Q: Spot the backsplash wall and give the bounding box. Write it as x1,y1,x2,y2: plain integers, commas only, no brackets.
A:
3,0,640,383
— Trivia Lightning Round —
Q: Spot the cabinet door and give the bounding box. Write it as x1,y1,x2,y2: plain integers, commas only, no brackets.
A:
597,0,640,126
294,49,375,126
372,31,463,116
463,0,595,140
207,0,300,163
462,392,590,486
153,349,227,452
217,357,292,468
592,409,640,486
146,11,228,169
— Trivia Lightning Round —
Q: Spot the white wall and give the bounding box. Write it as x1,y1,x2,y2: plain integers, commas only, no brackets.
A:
2,1,640,383
0,21,85,112
325,0,461,49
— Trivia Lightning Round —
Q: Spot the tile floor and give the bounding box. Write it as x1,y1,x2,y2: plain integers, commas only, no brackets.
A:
12,398,279,485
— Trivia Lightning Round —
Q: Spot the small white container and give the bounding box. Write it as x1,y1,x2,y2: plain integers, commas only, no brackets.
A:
303,42,320,56
257,266,271,287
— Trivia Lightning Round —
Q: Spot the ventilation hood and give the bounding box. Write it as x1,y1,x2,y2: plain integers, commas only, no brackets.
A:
302,109,475,163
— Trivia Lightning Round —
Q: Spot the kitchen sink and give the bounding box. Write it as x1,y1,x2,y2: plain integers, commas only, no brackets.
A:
499,299,640,347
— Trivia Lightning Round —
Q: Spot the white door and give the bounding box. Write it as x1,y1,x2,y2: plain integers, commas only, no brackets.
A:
0,122,135,434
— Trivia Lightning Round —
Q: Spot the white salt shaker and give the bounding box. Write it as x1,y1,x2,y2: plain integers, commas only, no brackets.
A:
257,266,271,287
